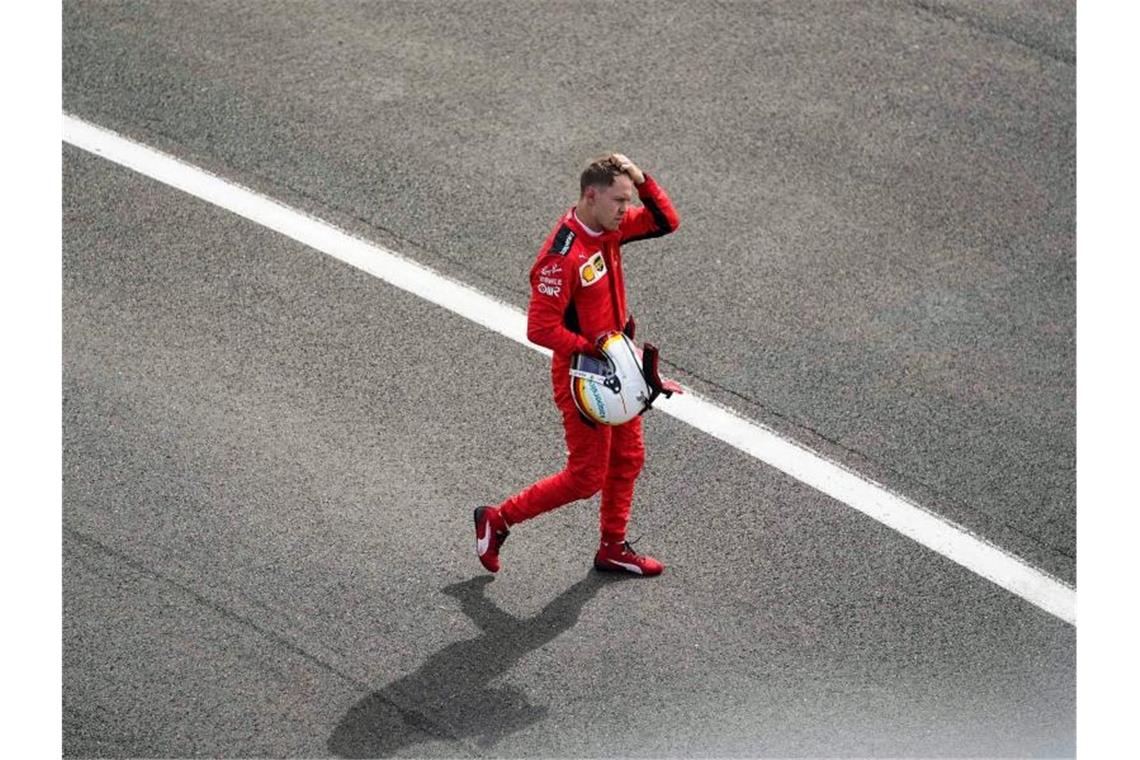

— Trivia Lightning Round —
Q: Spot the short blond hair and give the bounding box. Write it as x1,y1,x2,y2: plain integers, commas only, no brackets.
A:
579,155,626,195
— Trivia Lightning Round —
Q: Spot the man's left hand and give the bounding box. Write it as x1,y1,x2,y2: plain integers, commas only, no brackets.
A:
611,153,645,185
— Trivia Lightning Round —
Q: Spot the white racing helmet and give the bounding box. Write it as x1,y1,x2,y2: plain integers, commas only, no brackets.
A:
569,331,675,426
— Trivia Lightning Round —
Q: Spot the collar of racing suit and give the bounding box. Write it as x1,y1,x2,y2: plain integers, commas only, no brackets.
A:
572,208,604,237
568,207,623,241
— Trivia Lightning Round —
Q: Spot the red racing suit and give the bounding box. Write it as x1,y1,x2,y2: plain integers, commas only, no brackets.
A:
497,175,680,544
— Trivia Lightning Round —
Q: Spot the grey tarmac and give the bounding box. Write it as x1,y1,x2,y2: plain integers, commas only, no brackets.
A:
63,1,1074,756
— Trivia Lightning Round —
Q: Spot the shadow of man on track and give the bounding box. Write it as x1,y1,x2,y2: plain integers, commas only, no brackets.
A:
328,572,620,758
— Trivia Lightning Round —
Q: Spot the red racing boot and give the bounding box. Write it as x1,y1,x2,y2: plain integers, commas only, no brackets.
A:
593,540,664,576
474,506,510,573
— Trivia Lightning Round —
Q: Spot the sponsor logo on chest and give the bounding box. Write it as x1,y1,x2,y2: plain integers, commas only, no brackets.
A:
578,252,607,287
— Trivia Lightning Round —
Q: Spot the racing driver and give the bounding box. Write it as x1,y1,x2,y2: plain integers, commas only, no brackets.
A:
474,153,680,576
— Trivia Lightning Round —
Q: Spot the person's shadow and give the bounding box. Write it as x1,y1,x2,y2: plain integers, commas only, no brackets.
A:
328,572,620,758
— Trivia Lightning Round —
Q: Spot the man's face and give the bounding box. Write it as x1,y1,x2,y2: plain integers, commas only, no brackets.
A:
587,174,635,231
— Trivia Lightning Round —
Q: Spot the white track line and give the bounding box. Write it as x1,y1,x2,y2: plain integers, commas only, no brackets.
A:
63,113,1076,625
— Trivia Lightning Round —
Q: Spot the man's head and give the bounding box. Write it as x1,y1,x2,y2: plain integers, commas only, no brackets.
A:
578,155,635,232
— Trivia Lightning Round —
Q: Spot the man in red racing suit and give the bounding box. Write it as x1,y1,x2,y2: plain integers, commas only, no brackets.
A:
474,153,680,576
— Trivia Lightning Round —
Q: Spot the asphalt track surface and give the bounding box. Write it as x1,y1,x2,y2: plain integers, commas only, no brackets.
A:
62,1,1075,757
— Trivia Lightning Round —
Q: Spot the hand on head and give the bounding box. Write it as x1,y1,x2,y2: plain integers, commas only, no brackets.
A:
610,153,644,185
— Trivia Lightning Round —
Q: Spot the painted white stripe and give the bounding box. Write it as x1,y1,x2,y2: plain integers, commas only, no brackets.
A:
63,113,1076,625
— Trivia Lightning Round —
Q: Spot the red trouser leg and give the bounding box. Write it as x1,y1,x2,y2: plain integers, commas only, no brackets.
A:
498,358,644,542
599,414,644,544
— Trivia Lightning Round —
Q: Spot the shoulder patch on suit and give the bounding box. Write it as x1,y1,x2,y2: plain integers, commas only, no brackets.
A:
549,224,576,256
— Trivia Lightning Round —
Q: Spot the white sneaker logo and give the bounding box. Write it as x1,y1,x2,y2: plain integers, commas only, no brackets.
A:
476,523,491,556
607,559,644,575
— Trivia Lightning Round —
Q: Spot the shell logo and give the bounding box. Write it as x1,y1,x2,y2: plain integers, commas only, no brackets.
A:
579,253,606,287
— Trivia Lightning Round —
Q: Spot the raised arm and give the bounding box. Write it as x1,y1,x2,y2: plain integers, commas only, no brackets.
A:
613,154,680,244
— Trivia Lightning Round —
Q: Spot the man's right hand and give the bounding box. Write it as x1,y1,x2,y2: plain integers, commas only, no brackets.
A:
587,335,610,360
573,335,606,360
